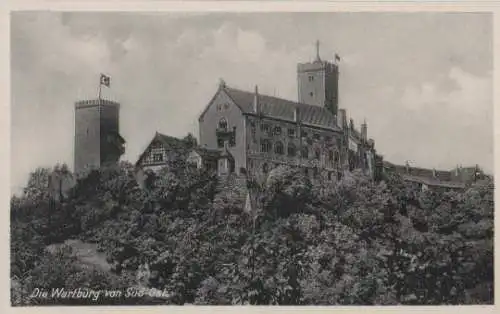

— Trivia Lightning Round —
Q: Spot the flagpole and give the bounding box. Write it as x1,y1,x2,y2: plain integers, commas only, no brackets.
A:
98,80,102,100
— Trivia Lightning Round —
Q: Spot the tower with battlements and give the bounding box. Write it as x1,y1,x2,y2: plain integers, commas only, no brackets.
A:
297,40,340,115
74,99,125,175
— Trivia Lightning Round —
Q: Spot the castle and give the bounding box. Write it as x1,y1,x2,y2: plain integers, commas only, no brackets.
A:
134,42,381,183
74,41,486,191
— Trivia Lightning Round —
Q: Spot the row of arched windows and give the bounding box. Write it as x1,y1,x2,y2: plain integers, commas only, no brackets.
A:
260,139,340,162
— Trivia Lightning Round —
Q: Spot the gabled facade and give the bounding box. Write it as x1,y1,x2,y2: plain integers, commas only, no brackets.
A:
135,132,188,172
197,80,380,183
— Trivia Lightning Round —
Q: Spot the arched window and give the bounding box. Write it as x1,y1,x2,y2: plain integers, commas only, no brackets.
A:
275,141,284,155
314,148,321,160
287,143,296,157
334,151,340,164
301,146,309,159
218,118,228,130
273,126,282,136
261,139,271,153
262,163,269,174
328,150,334,162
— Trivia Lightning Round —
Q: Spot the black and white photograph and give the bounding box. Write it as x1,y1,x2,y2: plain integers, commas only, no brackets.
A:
9,9,494,306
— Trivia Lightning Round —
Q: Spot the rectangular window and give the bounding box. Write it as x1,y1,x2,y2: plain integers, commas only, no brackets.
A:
313,133,320,141
217,138,224,148
288,128,296,138
153,153,163,162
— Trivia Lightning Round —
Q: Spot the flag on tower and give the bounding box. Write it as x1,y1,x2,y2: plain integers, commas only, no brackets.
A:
100,74,111,87
335,54,341,62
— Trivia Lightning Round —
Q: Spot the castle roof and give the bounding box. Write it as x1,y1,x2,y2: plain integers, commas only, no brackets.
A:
382,160,479,189
222,85,342,131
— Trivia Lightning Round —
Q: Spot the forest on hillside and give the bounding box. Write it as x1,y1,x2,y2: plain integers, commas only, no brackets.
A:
10,158,494,305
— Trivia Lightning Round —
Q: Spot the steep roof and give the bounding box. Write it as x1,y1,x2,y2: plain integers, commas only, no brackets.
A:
154,132,185,148
222,85,342,131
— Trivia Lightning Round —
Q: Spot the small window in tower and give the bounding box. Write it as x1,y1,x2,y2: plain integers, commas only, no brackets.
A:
309,92,313,97
308,75,314,82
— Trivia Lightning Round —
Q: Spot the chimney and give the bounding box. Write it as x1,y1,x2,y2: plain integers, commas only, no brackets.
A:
219,78,226,89
253,85,259,114
361,120,367,142
432,168,436,178
337,109,346,129
405,161,410,174
349,118,354,130
368,138,375,149
293,106,299,122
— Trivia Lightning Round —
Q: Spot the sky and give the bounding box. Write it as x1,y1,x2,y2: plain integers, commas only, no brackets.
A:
11,12,493,193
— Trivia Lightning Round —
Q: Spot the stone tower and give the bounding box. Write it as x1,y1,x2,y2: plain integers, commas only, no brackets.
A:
74,99,125,175
297,40,340,115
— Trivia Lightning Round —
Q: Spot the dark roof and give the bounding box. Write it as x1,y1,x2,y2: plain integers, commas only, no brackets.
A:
135,132,186,166
154,132,185,148
192,147,221,159
401,174,465,189
383,160,471,188
222,86,341,131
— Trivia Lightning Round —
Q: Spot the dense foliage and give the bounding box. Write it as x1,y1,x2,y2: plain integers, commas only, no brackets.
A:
11,158,494,305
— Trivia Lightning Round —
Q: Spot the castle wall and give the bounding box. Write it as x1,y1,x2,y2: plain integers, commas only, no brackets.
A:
244,114,344,182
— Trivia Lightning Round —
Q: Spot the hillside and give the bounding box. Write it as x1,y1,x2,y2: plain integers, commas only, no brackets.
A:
10,160,494,305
